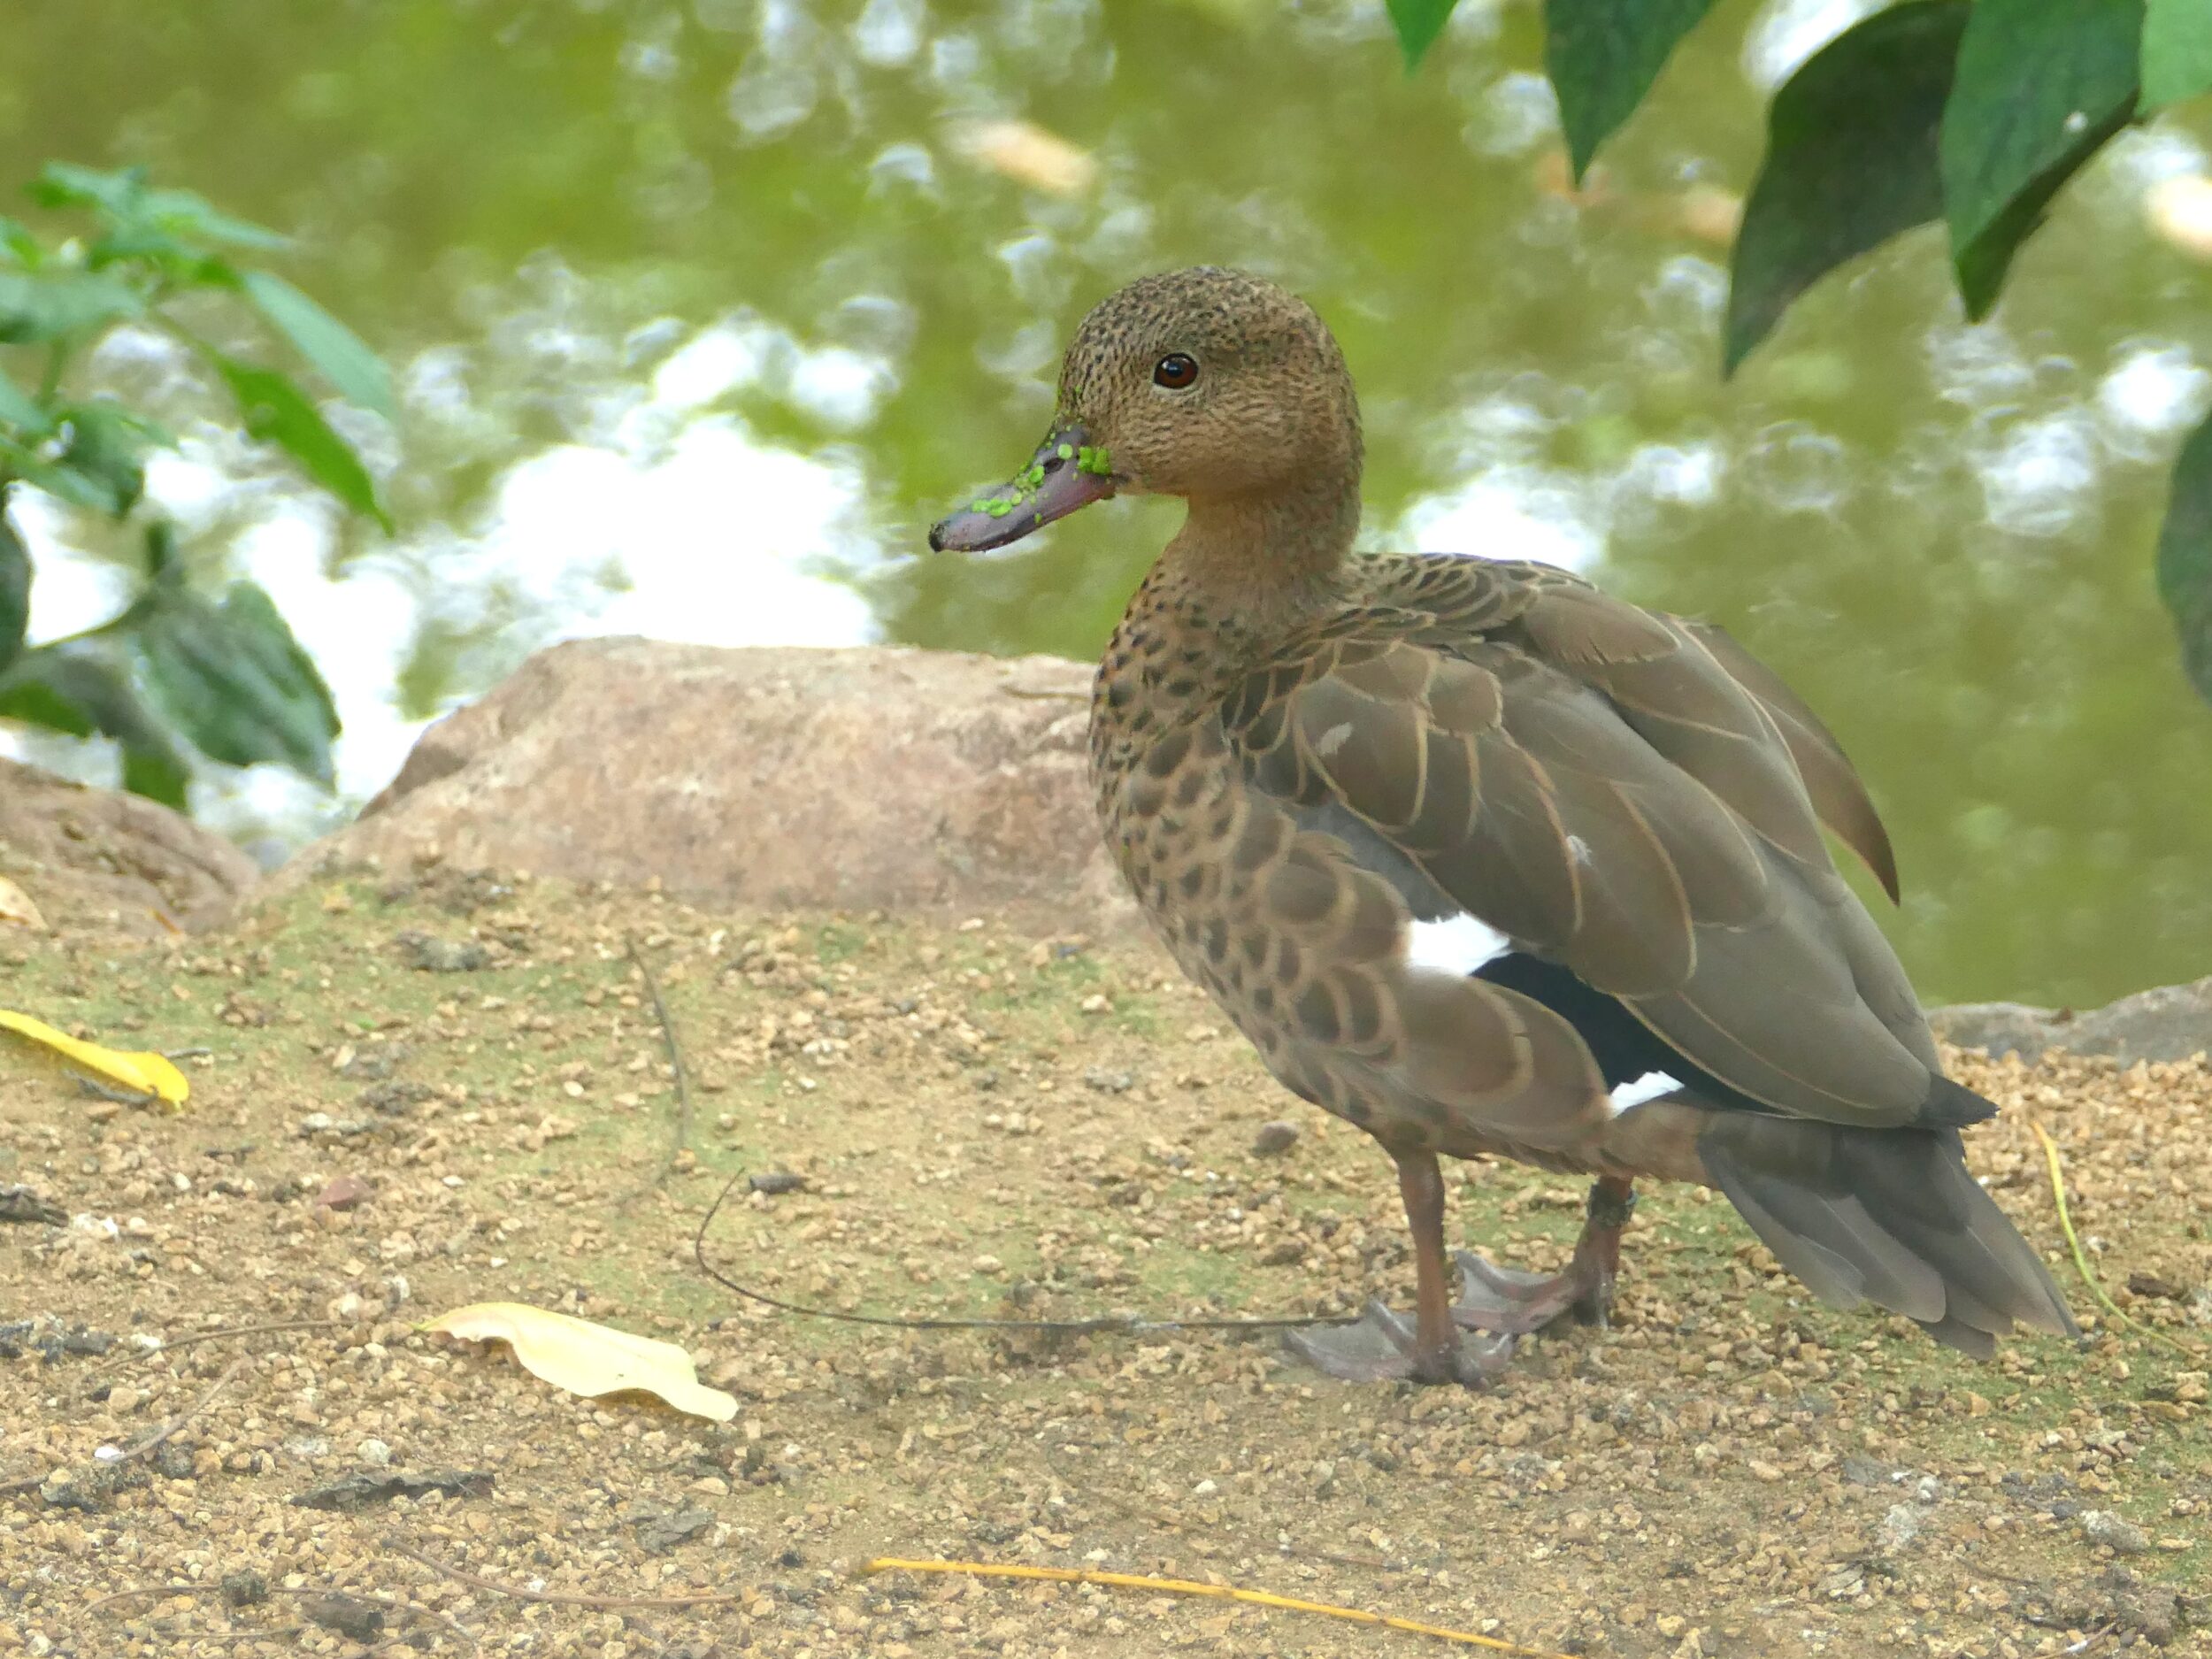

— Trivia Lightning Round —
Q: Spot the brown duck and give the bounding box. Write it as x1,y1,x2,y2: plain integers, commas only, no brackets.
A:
929,267,2076,1385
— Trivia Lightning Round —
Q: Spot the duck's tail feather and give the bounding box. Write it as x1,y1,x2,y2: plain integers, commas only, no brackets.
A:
1696,1112,2078,1357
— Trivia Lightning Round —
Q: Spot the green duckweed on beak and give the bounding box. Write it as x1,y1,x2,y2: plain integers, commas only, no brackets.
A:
928,424,1116,553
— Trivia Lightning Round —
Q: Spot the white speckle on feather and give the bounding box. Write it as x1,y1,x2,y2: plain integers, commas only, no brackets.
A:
1313,721,1355,757
1609,1071,1682,1115
1404,912,1512,975
1567,833,1594,864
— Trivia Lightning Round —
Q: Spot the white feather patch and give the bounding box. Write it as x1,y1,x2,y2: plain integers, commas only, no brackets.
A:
1312,721,1356,757
1608,1071,1682,1115
1403,912,1512,976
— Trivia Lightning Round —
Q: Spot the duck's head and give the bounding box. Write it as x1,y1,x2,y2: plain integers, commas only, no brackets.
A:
928,266,1361,554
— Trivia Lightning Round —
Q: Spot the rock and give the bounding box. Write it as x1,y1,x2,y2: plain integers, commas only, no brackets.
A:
0,757,257,939
633,1504,716,1554
1932,976,2212,1065
1878,1502,1922,1553
0,1186,65,1227
2080,1509,2151,1555
314,1175,375,1212
1250,1120,1301,1156
395,931,489,972
290,1469,494,1512
279,641,1132,923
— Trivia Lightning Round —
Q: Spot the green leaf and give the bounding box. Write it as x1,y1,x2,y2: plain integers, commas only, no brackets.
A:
27,164,148,219
2144,0,2212,108
1544,0,1720,182
0,218,40,266
1724,1,1968,374
0,508,28,678
32,164,286,252
2156,407,2212,706
1387,0,1459,68
134,580,339,786
0,645,192,807
0,268,142,343
211,357,391,530
1940,0,2141,318
49,402,157,516
0,362,48,434
239,271,393,417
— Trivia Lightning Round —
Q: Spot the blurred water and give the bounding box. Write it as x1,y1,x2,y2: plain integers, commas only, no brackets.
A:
4,0,2209,1006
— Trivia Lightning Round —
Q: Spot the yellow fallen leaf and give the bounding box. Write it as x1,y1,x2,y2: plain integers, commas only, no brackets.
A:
0,1010,189,1105
423,1302,737,1422
0,876,47,930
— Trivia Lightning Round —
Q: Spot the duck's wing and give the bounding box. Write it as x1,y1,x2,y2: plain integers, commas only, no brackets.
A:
1222,558,1962,1132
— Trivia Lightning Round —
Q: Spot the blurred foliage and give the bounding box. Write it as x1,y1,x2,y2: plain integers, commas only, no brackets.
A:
1394,0,2212,703
0,164,384,805
7,0,2211,1005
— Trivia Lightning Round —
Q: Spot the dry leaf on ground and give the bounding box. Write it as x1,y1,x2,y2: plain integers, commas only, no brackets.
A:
423,1301,738,1422
0,876,47,930
0,1010,190,1104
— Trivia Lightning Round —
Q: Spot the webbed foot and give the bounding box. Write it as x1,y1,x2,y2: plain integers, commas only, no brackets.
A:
1284,1298,1516,1386
1449,1176,1635,1334
1449,1251,1611,1333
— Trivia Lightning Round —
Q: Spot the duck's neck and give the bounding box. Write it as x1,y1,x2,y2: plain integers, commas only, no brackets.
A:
1158,469,1360,634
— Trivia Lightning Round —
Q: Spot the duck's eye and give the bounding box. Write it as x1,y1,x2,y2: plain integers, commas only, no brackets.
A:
1153,353,1199,390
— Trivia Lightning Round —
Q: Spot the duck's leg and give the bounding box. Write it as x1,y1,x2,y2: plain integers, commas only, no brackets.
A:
1284,1150,1516,1386
1450,1177,1636,1335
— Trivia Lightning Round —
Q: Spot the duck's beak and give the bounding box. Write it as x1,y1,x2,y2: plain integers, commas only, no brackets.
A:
928,424,1117,553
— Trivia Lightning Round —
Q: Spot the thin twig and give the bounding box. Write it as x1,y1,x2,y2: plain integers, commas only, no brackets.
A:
116,1356,245,1465
861,1559,1570,1655
81,1582,477,1649
1,1357,244,1494
383,1537,743,1610
127,1317,341,1361
692,1165,1346,1336
2031,1118,2205,1359
82,1327,338,1407
627,933,694,1194
71,1072,160,1108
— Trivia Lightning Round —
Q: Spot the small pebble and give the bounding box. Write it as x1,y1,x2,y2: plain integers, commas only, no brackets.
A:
1250,1120,1300,1156
315,1174,375,1212
2081,1509,2150,1555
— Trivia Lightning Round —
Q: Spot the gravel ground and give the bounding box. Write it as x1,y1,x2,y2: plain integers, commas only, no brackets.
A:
1,864,2207,1657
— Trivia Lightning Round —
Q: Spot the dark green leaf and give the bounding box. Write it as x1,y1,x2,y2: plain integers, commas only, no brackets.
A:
0,645,191,807
1387,0,1459,68
0,362,47,434
50,402,157,516
240,272,393,417
2156,407,2212,706
1724,1,1967,374
0,268,142,343
1544,0,1720,181
1941,0,2140,318
10,457,130,514
32,164,286,252
28,164,148,219
2144,0,2212,108
0,218,40,266
136,188,288,251
135,579,339,785
0,508,28,677
212,357,391,530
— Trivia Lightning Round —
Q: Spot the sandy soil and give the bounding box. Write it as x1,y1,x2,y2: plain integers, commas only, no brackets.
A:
1,864,2207,1657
